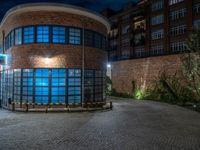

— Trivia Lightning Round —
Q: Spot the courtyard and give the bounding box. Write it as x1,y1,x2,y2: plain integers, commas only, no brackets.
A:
0,97,200,150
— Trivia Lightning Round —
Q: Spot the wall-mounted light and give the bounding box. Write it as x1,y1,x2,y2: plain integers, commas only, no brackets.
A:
44,57,50,64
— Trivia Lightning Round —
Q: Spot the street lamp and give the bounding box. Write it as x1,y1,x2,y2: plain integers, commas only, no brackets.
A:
107,63,111,68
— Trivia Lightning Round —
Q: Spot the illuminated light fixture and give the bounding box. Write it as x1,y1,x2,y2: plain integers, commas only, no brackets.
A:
107,63,111,68
44,57,50,64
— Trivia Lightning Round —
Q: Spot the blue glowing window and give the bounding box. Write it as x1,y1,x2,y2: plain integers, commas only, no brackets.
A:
68,78,81,86
23,69,33,77
52,78,66,86
23,78,33,86
35,78,49,86
51,87,65,95
22,87,33,95
35,96,48,104
22,96,33,102
68,87,81,95
68,69,81,77
69,28,81,44
14,69,21,77
24,26,34,43
52,96,65,103
10,31,14,47
37,26,49,43
52,26,65,43
35,69,49,77
35,87,49,95
15,28,22,45
14,78,21,86
52,69,66,77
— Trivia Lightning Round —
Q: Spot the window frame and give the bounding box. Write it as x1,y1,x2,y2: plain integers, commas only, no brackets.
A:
52,25,66,44
14,27,22,45
68,27,82,45
23,26,35,44
36,25,50,43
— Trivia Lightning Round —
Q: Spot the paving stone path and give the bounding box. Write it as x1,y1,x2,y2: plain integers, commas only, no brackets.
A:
0,98,200,150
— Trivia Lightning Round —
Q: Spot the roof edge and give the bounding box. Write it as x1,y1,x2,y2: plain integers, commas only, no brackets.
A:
0,3,110,31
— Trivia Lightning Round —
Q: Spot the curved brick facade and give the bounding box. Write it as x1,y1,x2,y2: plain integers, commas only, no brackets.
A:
0,3,110,108
6,44,107,70
0,8,108,70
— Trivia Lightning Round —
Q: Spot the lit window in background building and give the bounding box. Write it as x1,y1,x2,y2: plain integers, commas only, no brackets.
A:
151,14,163,25
151,0,163,11
169,0,184,6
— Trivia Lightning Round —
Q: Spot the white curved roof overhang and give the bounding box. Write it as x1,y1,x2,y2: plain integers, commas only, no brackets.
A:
0,3,110,32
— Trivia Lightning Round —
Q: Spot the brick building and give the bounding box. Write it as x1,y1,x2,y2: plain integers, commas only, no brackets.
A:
0,3,110,108
102,0,200,94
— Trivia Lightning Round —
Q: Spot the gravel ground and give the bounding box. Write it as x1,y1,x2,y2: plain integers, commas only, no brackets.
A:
0,98,200,150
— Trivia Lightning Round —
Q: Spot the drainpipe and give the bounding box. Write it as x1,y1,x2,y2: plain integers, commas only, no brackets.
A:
81,19,85,107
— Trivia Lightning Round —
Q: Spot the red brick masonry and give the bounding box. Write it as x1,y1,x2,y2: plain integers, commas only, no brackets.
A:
0,10,108,70
111,54,182,94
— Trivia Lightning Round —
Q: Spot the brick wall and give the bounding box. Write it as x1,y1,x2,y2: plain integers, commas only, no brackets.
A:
6,44,107,70
0,10,108,70
111,54,182,94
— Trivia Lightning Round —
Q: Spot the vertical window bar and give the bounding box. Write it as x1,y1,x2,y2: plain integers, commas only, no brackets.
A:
93,70,95,102
66,68,68,105
20,69,23,107
33,68,36,104
48,69,51,104
49,25,52,43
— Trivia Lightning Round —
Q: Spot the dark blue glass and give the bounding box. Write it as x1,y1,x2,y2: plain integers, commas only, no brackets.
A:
94,33,101,49
52,26,65,43
69,28,81,44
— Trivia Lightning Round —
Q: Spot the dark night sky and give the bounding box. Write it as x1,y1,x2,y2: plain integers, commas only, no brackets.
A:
0,0,138,21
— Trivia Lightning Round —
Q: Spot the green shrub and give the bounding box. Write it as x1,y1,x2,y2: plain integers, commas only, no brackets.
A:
105,75,112,95
110,88,133,98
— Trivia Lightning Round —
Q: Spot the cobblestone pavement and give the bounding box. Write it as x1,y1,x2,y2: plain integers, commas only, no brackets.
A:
0,98,200,150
